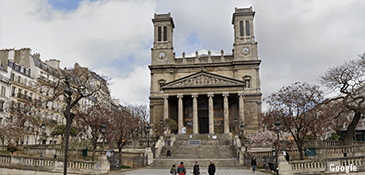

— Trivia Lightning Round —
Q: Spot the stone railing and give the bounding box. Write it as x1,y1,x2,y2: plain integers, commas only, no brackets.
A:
290,159,326,173
284,156,365,175
24,157,55,167
174,54,234,65
0,153,109,174
154,136,165,158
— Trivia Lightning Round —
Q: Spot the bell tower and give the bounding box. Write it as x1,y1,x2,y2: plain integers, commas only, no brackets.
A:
232,6,258,61
151,13,175,65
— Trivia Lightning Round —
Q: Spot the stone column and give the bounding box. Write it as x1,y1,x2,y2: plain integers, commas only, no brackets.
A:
238,91,244,125
177,94,184,134
163,94,169,120
208,93,214,134
192,93,198,134
223,92,229,134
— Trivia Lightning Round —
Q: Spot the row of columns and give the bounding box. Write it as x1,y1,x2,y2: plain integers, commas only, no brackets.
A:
163,92,245,134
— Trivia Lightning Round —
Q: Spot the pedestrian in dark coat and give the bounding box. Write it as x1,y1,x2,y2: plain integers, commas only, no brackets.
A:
193,161,200,175
208,160,216,175
251,156,257,173
177,161,186,175
170,164,177,175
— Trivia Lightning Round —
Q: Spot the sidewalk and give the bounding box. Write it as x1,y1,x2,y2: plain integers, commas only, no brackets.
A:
108,167,271,175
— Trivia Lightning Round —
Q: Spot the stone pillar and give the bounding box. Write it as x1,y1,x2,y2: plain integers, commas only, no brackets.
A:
177,94,184,134
192,93,198,134
278,154,293,175
223,92,229,134
238,91,245,125
208,93,214,134
145,147,153,165
163,94,169,120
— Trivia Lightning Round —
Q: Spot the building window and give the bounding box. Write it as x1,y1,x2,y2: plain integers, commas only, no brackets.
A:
11,87,16,97
243,75,251,88
158,26,162,41
240,21,244,36
0,100,4,112
163,26,167,41
17,76,21,83
245,20,250,36
14,63,19,71
1,86,6,97
10,73,14,81
8,60,13,67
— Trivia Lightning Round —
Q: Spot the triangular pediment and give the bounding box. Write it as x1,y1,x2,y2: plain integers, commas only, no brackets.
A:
162,71,245,89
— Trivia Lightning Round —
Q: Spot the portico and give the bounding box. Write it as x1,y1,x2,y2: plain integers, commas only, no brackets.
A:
161,71,246,134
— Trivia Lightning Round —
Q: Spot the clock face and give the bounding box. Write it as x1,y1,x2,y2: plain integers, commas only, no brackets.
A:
242,48,249,54
159,52,166,59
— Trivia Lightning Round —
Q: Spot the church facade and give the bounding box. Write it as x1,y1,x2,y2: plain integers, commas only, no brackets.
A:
149,7,261,135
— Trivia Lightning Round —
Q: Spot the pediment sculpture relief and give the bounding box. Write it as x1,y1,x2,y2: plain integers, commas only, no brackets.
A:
167,74,242,88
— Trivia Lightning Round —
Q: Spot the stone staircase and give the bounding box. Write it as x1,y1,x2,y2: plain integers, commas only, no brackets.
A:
150,134,241,168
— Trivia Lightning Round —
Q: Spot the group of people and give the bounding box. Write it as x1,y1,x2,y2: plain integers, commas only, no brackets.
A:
170,160,216,175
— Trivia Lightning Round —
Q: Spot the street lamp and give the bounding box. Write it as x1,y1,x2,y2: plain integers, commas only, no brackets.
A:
40,123,45,157
100,122,107,155
147,124,151,147
274,118,281,174
63,76,73,175
160,118,163,136
240,122,245,145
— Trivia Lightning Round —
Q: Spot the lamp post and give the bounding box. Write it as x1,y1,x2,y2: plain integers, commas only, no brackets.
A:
147,124,151,147
63,76,73,175
274,118,281,174
160,118,163,136
40,123,45,157
100,122,106,156
240,122,245,146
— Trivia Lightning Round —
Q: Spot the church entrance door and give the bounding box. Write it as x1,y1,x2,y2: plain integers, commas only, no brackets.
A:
199,117,209,134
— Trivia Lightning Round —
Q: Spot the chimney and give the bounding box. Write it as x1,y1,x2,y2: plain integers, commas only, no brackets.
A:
45,59,60,69
32,53,41,60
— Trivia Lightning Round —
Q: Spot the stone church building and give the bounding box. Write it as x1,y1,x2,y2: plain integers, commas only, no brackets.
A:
149,7,261,136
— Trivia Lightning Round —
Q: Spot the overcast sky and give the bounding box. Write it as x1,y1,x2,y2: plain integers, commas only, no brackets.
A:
0,0,364,110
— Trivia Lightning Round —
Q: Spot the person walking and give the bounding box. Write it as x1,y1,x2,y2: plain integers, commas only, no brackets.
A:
170,164,177,175
193,161,200,175
208,160,216,175
251,156,257,173
177,161,186,175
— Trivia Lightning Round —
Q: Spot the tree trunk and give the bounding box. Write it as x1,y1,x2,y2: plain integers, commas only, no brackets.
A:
92,141,97,161
118,144,123,168
344,111,361,145
298,145,304,160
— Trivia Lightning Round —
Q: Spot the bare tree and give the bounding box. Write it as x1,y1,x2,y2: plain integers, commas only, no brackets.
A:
74,101,111,161
264,82,324,160
109,106,139,166
320,53,365,145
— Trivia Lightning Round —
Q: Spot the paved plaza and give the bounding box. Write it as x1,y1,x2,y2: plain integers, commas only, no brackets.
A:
109,168,271,175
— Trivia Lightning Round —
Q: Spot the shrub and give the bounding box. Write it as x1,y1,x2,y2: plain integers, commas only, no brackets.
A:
7,143,18,154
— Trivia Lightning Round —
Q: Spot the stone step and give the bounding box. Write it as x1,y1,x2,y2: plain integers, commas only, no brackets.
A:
173,140,232,146
160,145,236,159
149,159,242,168
174,134,232,141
